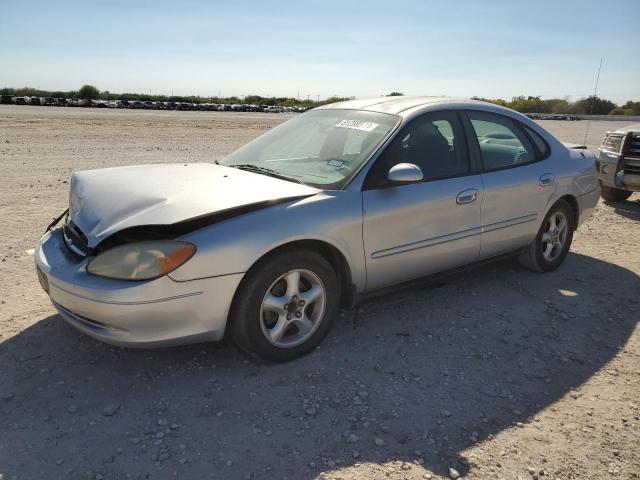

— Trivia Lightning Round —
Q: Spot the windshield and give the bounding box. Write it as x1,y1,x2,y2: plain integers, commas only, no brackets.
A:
220,109,400,189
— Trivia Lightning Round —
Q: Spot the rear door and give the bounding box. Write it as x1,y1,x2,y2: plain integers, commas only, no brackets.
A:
362,110,483,291
463,110,555,259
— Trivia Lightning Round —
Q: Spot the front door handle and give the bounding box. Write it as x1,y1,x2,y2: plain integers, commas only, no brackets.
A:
456,188,479,205
539,173,555,187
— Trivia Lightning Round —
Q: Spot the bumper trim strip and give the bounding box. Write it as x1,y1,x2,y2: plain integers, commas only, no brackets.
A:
49,281,203,305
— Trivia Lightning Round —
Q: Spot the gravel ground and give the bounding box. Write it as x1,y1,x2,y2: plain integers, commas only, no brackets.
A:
0,105,638,480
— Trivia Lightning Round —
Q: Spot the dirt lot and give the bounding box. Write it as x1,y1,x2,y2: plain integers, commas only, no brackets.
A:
0,105,638,480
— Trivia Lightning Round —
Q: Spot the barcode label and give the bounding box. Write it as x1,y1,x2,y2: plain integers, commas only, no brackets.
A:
335,119,378,132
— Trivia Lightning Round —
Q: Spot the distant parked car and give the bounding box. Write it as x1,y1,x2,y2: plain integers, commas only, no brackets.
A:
1,95,14,104
14,96,30,105
265,106,282,113
597,123,640,202
57,98,68,106
108,100,123,108
29,97,42,106
44,97,58,106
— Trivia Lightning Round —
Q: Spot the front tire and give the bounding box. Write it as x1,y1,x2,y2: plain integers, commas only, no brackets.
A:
600,186,632,202
518,200,575,272
229,249,340,363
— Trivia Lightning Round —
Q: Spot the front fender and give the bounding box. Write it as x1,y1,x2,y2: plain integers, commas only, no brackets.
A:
168,191,366,291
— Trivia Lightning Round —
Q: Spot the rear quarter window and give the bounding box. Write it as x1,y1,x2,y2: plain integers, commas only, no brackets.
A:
523,124,550,158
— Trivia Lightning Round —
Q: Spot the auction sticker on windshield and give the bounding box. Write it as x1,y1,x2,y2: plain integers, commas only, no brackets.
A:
335,119,378,132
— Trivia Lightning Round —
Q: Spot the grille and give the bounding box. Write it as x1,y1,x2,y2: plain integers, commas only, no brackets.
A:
625,132,640,158
622,157,640,175
55,303,108,331
55,302,128,334
62,220,92,258
601,133,624,153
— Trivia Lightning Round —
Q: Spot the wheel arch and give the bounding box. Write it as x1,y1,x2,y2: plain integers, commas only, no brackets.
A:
556,194,579,226
231,239,356,316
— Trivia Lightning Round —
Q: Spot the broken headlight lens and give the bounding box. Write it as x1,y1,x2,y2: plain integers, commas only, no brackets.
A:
87,241,196,280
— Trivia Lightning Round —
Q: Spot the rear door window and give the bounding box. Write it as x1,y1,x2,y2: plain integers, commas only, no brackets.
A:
467,111,536,170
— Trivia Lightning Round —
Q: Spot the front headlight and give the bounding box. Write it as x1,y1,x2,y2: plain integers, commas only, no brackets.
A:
87,240,196,280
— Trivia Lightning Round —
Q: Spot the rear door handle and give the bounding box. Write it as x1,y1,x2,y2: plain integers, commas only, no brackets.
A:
456,188,479,205
539,173,555,187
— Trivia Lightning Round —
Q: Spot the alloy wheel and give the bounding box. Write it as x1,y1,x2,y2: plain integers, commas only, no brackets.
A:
259,269,327,348
541,211,568,261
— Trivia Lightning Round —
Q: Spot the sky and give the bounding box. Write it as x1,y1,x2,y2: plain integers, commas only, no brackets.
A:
1,0,639,102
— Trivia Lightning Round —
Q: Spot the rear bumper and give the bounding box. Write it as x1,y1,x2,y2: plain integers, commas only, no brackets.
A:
35,229,243,347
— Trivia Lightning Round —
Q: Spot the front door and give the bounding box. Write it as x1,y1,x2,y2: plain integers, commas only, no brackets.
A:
362,111,483,291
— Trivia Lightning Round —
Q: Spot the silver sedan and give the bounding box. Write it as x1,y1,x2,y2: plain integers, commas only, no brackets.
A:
35,97,600,362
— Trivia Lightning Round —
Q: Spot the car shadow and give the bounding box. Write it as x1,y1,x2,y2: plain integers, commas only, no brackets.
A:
607,195,640,221
0,252,638,479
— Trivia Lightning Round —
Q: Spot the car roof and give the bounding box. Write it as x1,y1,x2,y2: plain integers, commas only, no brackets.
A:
315,96,499,116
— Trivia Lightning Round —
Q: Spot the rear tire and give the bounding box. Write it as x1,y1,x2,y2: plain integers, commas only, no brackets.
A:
600,186,632,202
518,200,575,272
229,249,340,363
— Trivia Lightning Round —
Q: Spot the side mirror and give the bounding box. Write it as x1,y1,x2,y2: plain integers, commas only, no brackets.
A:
387,163,423,184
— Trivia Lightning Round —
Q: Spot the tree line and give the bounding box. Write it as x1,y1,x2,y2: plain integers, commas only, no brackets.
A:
2,85,639,115
471,95,640,116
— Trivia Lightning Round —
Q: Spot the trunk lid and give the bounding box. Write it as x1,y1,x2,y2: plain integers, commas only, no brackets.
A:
562,142,588,149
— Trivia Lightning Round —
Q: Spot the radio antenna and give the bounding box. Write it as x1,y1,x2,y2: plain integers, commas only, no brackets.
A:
583,58,603,146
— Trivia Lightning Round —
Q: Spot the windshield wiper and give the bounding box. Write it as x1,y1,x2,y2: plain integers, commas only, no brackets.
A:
229,164,306,185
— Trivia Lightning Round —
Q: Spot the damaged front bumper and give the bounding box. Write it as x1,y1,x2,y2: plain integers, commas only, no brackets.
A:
35,228,243,347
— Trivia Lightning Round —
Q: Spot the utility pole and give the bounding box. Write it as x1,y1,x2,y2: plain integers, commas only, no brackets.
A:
307,94,310,101
317,95,320,102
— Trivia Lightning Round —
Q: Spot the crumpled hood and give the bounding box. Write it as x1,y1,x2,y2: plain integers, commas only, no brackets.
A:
68,163,320,247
